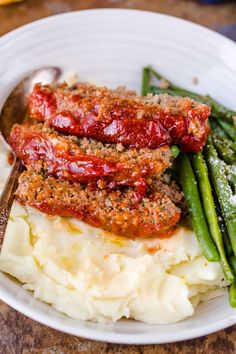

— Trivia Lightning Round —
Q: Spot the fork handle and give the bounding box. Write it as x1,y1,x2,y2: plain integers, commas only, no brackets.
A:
0,157,24,248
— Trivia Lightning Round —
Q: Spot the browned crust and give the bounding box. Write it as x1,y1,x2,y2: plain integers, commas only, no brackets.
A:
16,169,181,238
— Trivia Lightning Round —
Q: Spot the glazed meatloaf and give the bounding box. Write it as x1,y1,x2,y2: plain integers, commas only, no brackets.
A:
11,81,209,238
10,123,172,187
9,124,172,184
16,169,182,238
29,83,211,152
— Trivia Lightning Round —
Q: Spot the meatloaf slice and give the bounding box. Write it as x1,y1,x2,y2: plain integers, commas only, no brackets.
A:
16,169,181,238
29,82,210,152
10,123,171,200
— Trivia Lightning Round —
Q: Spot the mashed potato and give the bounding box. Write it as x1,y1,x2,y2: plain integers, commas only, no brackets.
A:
0,141,226,324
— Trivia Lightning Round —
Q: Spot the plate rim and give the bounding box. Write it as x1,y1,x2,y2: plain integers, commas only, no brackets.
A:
1,284,235,345
0,8,236,345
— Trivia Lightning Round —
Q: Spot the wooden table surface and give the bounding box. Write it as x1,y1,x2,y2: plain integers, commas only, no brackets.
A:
0,0,236,353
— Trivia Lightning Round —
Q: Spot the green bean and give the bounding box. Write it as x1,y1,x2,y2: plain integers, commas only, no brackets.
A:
192,152,234,281
141,67,151,97
216,119,235,141
147,65,163,81
171,145,180,159
212,133,235,165
229,281,236,307
218,213,233,256
207,99,236,126
205,138,236,255
178,154,219,261
209,119,228,139
228,255,236,308
148,66,190,93
225,165,236,193
213,190,233,256
209,118,224,135
213,132,236,153
229,255,236,274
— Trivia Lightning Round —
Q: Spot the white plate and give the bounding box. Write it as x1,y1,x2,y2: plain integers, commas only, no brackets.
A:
0,9,236,345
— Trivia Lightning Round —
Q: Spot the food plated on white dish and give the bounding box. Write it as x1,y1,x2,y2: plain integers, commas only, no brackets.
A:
0,9,236,344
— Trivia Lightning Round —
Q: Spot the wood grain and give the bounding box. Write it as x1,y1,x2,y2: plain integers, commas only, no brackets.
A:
0,0,236,352
0,0,236,36
1,304,236,353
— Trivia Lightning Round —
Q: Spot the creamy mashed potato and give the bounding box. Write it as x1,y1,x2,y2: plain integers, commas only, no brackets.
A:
0,141,226,324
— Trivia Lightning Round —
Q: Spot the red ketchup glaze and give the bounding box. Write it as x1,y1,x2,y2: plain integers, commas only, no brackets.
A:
9,125,152,201
29,84,211,153
50,112,171,149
